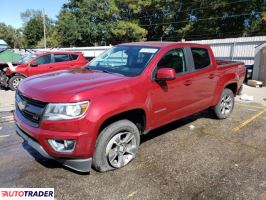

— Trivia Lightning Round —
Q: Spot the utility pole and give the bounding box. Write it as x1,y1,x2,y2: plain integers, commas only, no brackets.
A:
42,9,46,49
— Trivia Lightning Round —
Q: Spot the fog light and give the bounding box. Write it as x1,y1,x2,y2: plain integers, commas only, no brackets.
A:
48,139,76,152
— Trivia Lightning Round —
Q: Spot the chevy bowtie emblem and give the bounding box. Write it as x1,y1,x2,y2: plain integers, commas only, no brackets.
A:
18,100,27,111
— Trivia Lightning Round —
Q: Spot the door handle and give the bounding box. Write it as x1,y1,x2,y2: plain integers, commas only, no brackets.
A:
184,80,192,86
48,66,53,69
208,73,215,79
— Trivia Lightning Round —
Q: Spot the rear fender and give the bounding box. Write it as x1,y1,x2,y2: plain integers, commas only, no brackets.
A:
211,73,238,106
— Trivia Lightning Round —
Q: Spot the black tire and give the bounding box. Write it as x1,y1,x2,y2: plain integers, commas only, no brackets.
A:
214,88,235,119
92,119,140,172
9,75,25,91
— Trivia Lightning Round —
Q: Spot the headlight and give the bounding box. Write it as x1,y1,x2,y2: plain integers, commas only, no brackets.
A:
43,101,89,120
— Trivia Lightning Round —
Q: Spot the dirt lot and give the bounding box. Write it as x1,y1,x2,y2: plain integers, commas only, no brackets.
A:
0,86,266,200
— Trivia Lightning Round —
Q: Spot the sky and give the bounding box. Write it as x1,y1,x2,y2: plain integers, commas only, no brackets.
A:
0,0,68,28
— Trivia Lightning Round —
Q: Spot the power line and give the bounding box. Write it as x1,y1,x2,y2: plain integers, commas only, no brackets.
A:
141,12,261,27
149,29,263,41
137,0,252,19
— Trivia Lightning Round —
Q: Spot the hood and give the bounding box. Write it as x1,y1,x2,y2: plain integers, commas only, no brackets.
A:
19,68,128,102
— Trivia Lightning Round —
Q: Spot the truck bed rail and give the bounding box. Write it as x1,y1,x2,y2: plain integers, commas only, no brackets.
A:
216,59,244,67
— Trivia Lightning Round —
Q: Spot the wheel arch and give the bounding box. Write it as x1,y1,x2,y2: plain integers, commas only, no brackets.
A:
224,82,238,95
9,72,27,78
98,108,147,135
212,81,238,106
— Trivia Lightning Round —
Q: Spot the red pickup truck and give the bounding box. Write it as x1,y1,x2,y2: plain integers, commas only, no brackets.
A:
15,42,245,173
0,51,88,90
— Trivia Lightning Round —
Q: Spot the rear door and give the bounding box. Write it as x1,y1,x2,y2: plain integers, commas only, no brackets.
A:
52,53,72,71
69,53,87,67
188,47,218,111
28,54,53,76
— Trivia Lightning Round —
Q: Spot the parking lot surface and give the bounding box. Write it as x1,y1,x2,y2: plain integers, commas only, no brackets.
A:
1,88,266,199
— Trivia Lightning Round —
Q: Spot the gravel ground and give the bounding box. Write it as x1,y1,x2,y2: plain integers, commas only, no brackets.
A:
0,86,266,200
0,89,15,112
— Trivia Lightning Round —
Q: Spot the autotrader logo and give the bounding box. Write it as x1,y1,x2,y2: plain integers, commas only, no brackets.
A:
0,188,54,200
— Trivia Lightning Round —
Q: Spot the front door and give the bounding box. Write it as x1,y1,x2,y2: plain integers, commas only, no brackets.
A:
150,48,194,128
29,54,53,76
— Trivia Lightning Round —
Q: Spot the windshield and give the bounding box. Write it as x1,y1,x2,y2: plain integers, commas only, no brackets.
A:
17,54,37,64
87,45,160,77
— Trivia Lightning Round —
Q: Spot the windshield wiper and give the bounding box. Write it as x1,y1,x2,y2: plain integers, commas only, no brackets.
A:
85,67,108,72
86,67,124,76
100,69,125,76
101,69,112,74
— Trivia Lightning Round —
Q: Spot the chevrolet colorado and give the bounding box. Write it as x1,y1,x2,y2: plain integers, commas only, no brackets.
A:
15,42,246,173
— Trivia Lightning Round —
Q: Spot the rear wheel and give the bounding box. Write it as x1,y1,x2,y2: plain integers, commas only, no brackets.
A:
9,75,25,91
214,88,234,119
92,120,140,172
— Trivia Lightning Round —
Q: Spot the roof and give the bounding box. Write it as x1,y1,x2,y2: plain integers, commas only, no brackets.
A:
118,41,209,48
33,51,82,55
119,41,178,48
0,49,22,62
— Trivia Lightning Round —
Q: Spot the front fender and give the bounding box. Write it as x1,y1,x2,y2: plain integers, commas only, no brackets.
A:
87,94,150,133
6,63,28,77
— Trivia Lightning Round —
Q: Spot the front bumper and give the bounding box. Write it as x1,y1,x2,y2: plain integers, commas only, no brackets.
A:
16,124,92,172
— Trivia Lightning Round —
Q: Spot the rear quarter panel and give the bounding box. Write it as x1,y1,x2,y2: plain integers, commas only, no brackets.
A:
211,63,245,106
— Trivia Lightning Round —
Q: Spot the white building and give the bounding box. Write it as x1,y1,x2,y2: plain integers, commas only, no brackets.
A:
0,39,8,51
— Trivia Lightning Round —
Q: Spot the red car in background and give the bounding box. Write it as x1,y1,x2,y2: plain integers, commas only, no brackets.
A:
0,51,88,90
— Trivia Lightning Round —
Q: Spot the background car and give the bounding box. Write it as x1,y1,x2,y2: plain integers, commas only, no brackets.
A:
0,51,88,90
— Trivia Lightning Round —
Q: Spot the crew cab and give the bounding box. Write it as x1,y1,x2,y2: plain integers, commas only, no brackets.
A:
14,42,245,173
0,51,88,90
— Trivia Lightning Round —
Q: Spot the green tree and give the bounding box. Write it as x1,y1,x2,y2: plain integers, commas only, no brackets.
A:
56,0,148,46
0,23,23,48
56,11,81,46
135,0,266,41
21,9,56,47
45,0,266,47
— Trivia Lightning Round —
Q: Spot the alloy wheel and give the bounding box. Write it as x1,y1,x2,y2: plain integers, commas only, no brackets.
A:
105,131,137,168
220,95,233,115
12,78,23,89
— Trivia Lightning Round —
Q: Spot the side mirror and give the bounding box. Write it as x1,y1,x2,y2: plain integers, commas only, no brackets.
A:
30,62,38,67
156,68,176,81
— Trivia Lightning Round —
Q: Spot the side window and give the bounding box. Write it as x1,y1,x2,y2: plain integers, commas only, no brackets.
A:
191,48,211,70
35,54,51,65
157,48,187,74
70,54,79,60
54,54,70,62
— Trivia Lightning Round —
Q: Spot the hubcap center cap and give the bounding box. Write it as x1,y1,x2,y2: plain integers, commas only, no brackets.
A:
118,144,126,153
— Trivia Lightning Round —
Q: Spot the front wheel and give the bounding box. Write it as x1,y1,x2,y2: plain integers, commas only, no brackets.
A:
92,120,140,172
214,88,235,119
9,75,25,91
